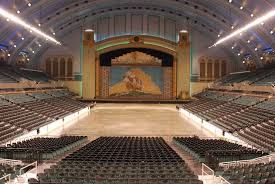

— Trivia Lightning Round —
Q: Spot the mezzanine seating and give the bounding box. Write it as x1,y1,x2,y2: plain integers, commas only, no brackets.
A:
0,66,52,83
31,137,203,184
216,68,275,86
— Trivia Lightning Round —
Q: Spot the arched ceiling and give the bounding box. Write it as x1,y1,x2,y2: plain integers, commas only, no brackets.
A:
0,0,274,66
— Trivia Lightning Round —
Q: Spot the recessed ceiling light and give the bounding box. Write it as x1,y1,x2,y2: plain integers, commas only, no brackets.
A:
261,22,264,25
38,23,41,27
28,3,32,7
218,34,221,37
13,45,16,48
247,40,250,43
6,18,9,22
229,0,233,3
38,44,41,47
255,48,258,51
231,46,234,49
238,53,241,56
21,37,24,40
240,6,244,10
270,30,274,34
231,25,234,29
16,10,20,14
242,61,245,63
0,7,61,45
7,53,11,57
52,32,55,35
250,14,254,17
260,57,264,60
210,10,275,47
32,50,35,53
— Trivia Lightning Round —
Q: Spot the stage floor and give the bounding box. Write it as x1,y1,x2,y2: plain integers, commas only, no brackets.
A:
48,103,214,138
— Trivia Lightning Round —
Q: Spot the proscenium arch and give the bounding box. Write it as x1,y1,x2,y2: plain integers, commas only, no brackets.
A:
93,35,178,99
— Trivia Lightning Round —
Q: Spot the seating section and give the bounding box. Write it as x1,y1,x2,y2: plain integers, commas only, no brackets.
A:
0,136,87,162
0,66,52,83
216,68,275,86
173,137,266,170
179,91,275,152
32,137,203,184
0,91,90,143
0,163,23,182
18,69,51,82
220,161,275,184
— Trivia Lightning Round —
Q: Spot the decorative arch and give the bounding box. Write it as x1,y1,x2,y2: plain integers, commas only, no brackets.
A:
199,56,228,81
95,35,176,99
43,55,74,80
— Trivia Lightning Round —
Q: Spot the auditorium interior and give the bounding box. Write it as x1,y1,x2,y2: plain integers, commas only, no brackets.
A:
0,0,274,184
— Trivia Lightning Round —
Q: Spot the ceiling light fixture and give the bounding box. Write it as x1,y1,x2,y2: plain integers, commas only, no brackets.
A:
210,9,275,47
0,7,61,45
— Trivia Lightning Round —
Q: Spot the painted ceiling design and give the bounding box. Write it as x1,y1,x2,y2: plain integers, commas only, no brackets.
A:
0,0,274,65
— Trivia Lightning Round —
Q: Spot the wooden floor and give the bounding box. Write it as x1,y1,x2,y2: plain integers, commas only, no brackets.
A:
48,103,214,138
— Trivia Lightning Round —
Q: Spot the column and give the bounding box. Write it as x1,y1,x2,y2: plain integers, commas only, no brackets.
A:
176,30,191,99
82,30,96,99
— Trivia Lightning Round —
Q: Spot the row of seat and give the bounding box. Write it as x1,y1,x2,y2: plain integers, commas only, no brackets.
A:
216,68,275,86
0,91,90,143
30,137,203,184
0,66,52,83
0,136,87,162
173,137,266,170
179,91,275,151
220,161,275,184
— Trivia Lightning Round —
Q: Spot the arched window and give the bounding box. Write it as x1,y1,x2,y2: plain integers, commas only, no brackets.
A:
60,58,66,78
200,59,205,78
207,59,213,78
53,58,59,77
44,56,74,80
45,58,51,75
67,58,73,78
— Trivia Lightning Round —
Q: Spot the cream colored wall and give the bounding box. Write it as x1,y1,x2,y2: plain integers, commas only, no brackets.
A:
63,81,81,96
190,82,209,96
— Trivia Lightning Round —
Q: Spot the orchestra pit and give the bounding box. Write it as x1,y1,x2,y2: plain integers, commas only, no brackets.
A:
0,0,274,183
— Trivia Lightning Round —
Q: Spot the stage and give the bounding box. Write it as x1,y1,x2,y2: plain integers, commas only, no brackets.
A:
80,98,192,104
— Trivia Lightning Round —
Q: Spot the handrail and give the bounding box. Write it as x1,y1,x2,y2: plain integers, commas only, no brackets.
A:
0,158,23,166
202,163,215,177
219,153,275,169
0,174,11,183
19,161,38,176
218,176,231,184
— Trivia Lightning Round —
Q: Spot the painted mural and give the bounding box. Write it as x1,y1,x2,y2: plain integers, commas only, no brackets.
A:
110,67,163,97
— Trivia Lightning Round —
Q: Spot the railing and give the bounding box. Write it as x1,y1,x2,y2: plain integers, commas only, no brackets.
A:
218,176,231,184
219,153,275,169
19,161,38,176
0,158,23,166
202,163,215,179
0,174,11,183
201,163,231,184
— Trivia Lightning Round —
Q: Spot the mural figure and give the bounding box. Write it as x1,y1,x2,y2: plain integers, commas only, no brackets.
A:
123,71,144,92
110,67,162,97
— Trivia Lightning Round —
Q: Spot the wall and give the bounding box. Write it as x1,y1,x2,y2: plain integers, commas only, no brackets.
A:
39,12,237,87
